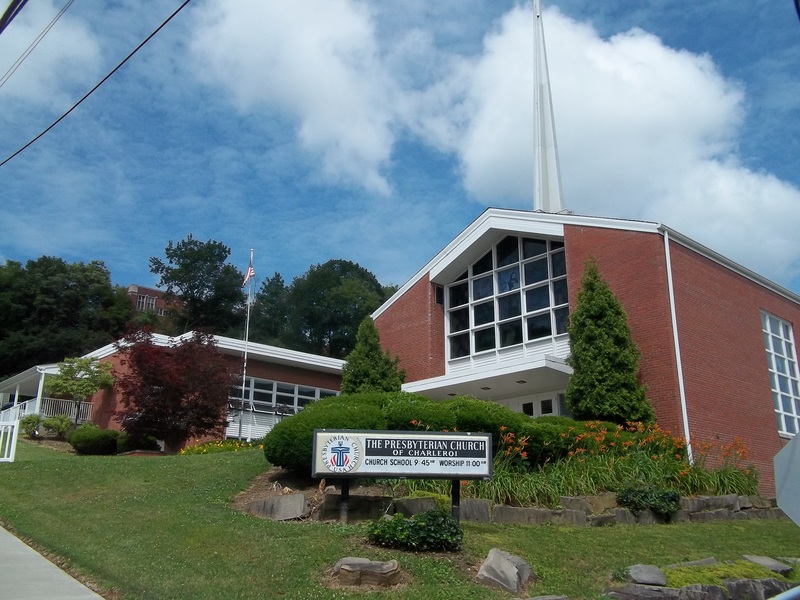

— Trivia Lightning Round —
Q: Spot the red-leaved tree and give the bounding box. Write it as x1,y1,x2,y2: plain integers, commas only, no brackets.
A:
115,328,237,452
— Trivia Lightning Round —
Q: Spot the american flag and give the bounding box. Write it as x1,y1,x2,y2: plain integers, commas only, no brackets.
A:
242,263,255,287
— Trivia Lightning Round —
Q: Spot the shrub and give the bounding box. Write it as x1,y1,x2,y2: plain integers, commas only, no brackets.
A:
42,415,73,440
67,427,120,455
444,395,530,449
117,431,161,454
617,486,681,522
263,393,388,474
384,394,455,431
20,414,42,438
368,509,462,552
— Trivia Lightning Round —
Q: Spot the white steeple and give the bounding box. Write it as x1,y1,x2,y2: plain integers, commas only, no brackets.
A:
533,0,564,213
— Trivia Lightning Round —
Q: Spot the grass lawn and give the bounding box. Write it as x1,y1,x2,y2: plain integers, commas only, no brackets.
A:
1,440,799,599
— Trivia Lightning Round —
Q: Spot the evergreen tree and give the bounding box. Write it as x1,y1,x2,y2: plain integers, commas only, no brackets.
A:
565,257,655,424
341,317,405,394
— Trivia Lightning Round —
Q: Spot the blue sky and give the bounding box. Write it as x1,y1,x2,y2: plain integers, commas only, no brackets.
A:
1,0,798,295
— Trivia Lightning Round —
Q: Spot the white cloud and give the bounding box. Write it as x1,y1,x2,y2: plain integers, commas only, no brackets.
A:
0,0,101,107
190,0,395,195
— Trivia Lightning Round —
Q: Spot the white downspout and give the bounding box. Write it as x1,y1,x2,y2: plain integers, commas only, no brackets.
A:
34,368,47,415
663,229,693,463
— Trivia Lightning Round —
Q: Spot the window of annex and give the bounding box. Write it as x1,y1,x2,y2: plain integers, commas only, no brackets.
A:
230,376,338,417
762,312,800,436
446,235,569,359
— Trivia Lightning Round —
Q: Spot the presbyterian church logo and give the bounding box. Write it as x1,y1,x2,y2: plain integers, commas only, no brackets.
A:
320,435,361,474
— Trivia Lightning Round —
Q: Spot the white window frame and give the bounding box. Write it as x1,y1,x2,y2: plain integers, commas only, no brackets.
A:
445,235,569,361
762,311,800,436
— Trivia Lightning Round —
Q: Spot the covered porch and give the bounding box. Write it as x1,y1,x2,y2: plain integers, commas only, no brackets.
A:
0,365,94,424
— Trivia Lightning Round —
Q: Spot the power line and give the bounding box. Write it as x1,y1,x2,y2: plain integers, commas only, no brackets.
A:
0,0,193,169
0,0,76,89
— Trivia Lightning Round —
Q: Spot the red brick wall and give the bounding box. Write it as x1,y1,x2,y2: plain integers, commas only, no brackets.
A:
667,241,796,494
88,352,341,431
564,224,798,495
375,274,445,382
563,225,683,435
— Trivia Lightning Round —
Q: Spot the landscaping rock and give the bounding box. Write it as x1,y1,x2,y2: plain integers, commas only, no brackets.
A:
626,564,667,586
613,507,637,525
461,498,492,522
724,578,796,600
688,509,730,523
393,497,437,516
742,555,793,575
589,513,618,527
333,557,402,587
493,506,553,525
738,495,753,509
560,496,588,512
604,583,684,599
586,491,618,514
319,493,393,521
748,496,772,509
636,509,664,526
553,509,587,527
476,548,535,594
245,493,309,520
666,557,717,569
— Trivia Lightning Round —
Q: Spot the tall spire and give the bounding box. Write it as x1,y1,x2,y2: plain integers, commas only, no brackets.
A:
533,0,564,213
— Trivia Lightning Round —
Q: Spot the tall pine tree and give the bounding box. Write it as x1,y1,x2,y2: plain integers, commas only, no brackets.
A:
566,257,655,424
341,317,405,394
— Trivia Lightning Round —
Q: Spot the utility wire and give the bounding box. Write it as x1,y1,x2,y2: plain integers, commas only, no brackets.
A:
0,0,75,89
0,0,29,36
0,0,193,169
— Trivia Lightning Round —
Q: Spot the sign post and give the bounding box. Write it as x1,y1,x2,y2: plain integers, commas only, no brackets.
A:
313,429,493,523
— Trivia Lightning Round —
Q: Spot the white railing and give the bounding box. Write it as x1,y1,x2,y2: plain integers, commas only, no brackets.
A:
0,421,19,462
0,398,93,424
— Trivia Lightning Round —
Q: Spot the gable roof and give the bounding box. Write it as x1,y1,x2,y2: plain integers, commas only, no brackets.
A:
373,207,800,319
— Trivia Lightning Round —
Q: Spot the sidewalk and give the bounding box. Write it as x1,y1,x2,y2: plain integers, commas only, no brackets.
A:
0,526,104,599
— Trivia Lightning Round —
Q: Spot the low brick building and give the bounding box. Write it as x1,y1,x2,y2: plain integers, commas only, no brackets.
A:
374,208,800,494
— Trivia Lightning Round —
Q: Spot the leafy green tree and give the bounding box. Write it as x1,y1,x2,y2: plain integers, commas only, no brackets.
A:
251,259,388,357
45,357,116,425
150,235,246,334
115,328,237,452
565,257,655,425
0,257,132,379
341,317,405,394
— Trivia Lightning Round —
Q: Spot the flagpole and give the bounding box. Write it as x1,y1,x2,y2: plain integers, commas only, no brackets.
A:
238,249,254,440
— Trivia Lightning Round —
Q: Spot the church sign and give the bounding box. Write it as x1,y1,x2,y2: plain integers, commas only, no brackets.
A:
312,429,492,480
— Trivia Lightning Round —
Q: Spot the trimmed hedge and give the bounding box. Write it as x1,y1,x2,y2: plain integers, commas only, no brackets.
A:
67,426,120,455
117,431,160,454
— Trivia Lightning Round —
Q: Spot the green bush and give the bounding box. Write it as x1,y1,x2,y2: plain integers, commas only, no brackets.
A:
617,486,681,521
67,426,120,455
20,414,42,438
263,393,388,474
444,395,530,448
367,509,463,552
42,415,73,440
117,431,160,454
384,394,455,431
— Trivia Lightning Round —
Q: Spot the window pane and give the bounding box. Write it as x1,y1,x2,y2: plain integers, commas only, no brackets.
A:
455,270,468,282
450,308,469,332
474,301,494,326
769,315,780,333
551,250,566,277
450,333,469,358
277,383,294,394
499,320,522,347
773,336,784,355
776,412,785,432
522,402,534,416
474,328,496,352
449,282,468,307
541,399,553,414
496,236,519,267
524,258,548,285
497,266,520,292
773,391,781,410
552,278,568,306
527,313,552,340
526,286,549,312
554,307,570,334
473,275,493,300
253,390,273,403
779,375,790,393
776,356,787,374
298,386,316,398
473,251,493,275
783,395,793,413
550,240,564,250
787,417,797,434
523,238,547,258
498,293,521,320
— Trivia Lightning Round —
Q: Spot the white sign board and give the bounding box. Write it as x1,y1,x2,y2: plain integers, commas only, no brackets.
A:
774,433,800,527
312,429,492,480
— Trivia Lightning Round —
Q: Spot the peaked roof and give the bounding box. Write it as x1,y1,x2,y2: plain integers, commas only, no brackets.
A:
373,208,800,319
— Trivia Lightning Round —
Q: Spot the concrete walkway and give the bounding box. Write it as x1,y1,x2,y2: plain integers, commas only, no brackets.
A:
0,526,104,599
